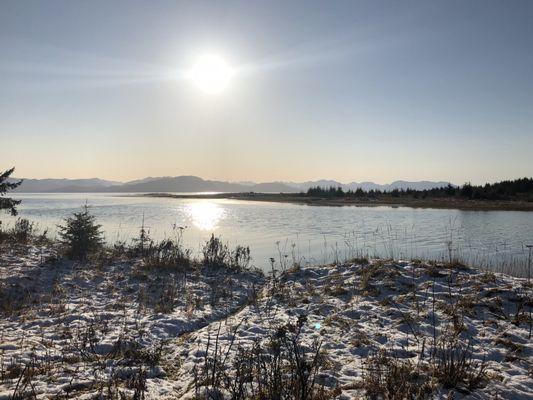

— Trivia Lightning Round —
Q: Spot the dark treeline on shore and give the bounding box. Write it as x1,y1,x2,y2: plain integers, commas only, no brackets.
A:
306,177,533,201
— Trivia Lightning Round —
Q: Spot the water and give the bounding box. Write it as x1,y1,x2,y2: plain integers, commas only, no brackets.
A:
3,193,533,276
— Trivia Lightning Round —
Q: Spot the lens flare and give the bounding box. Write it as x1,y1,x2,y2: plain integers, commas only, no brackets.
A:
188,54,233,94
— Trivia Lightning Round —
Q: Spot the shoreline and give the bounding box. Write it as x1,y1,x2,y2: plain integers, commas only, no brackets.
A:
140,192,533,211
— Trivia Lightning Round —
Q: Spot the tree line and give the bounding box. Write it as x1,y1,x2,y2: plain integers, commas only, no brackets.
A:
306,177,533,201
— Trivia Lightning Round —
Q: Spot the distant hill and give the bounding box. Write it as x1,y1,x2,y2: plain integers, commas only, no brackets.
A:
11,176,298,193
101,177,297,193
10,178,120,193
11,175,453,193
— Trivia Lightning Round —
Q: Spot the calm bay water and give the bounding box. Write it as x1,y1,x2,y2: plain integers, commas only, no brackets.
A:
4,193,533,276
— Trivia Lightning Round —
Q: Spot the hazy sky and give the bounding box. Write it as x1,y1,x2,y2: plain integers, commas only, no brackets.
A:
1,1,532,184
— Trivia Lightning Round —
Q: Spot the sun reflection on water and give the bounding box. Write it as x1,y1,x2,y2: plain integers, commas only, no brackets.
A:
185,201,225,231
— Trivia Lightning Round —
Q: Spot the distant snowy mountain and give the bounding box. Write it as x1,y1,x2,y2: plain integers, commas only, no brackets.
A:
286,180,453,192
385,180,453,191
346,180,453,191
10,176,453,193
287,180,344,191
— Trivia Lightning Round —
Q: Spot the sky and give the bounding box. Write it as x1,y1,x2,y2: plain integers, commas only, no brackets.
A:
1,0,532,185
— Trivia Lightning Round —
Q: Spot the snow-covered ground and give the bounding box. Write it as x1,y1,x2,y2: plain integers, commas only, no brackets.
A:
167,260,532,399
1,243,532,399
0,243,262,399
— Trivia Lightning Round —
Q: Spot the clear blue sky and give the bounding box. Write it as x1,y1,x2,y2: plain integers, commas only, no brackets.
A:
1,0,532,184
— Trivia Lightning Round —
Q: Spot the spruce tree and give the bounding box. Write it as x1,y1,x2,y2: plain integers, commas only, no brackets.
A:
58,205,104,260
0,167,22,216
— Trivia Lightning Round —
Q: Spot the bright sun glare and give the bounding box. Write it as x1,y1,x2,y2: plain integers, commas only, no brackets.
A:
189,54,233,94
186,201,225,230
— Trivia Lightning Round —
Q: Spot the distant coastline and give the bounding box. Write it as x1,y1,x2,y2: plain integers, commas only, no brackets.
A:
141,192,533,211
10,175,452,194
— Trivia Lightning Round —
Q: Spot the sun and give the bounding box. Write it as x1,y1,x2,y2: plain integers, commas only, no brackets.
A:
189,54,233,94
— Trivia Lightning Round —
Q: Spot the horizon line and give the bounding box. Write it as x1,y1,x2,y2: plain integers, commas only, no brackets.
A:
9,173,533,187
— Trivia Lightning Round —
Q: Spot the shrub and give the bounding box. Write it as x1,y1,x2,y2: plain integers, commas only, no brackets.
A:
202,234,229,267
58,205,104,260
142,239,191,271
195,316,330,399
131,223,152,256
361,350,434,399
202,234,252,271
230,245,251,270
433,337,487,391
11,218,34,243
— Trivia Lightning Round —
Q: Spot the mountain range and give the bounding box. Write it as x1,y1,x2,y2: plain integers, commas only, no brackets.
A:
10,176,453,193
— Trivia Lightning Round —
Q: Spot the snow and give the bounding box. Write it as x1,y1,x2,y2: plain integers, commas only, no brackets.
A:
0,243,262,398
1,243,531,399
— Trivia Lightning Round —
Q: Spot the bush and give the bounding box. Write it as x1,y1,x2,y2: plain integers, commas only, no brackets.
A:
231,245,251,270
131,223,152,257
11,218,34,243
58,205,104,260
195,316,330,399
433,337,487,391
202,234,228,267
361,350,434,399
202,234,251,271
143,239,191,271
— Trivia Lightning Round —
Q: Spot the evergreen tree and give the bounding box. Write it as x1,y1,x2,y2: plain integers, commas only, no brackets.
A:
0,167,22,216
58,205,104,260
